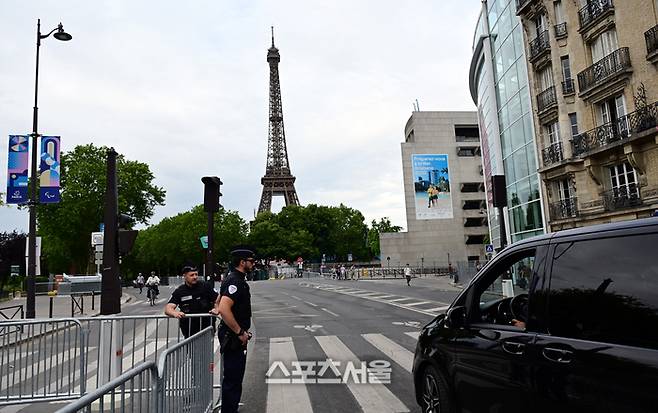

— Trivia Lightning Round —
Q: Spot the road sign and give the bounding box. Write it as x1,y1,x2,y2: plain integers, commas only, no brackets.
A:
347,253,353,262
485,244,495,254
99,223,105,232
10,265,19,277
200,236,208,249
95,259,103,266
95,245,104,252
95,252,103,260
91,232,104,246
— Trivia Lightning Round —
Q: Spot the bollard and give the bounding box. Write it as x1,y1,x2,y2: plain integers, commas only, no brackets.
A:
91,292,95,310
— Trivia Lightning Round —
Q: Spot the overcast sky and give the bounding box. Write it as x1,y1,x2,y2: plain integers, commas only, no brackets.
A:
0,1,481,233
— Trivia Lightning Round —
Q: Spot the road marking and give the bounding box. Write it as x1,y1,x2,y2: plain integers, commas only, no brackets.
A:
403,301,431,307
315,336,409,413
266,337,313,413
321,308,339,317
424,306,450,313
290,295,302,300
362,334,414,373
388,298,417,303
293,325,323,332
370,294,396,299
303,301,318,307
405,332,420,340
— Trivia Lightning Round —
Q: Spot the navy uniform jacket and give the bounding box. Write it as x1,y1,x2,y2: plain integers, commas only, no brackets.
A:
219,270,252,332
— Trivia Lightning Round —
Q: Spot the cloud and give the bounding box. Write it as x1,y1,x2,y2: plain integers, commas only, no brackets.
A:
0,0,480,233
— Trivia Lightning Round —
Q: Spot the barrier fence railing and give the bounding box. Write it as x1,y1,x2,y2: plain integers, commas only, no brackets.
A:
0,319,86,405
0,305,24,321
56,327,214,413
158,327,214,413
0,314,220,407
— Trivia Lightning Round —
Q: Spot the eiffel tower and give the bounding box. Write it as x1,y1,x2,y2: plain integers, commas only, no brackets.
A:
258,27,300,213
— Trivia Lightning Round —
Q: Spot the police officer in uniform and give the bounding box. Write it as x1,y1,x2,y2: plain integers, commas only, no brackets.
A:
165,265,218,338
215,246,254,413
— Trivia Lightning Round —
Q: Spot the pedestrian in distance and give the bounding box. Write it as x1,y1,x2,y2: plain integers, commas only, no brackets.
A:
404,264,412,286
215,245,255,413
164,265,219,338
136,273,144,294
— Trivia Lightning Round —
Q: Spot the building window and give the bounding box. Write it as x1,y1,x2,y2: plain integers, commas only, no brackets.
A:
591,29,618,63
461,183,483,193
554,1,565,24
597,94,630,137
455,126,479,142
560,56,574,94
545,121,561,145
538,66,554,91
568,113,579,137
555,178,573,201
610,162,638,195
534,13,548,38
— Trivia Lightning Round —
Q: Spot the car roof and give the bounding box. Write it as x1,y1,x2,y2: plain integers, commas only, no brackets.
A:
509,216,658,249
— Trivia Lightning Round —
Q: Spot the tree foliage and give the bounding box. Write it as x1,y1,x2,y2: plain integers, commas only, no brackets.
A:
0,231,26,292
367,217,403,258
36,144,165,273
248,204,372,262
126,205,248,277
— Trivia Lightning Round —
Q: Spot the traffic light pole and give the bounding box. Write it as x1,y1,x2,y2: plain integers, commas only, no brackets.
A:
101,148,121,315
207,210,214,282
202,176,222,282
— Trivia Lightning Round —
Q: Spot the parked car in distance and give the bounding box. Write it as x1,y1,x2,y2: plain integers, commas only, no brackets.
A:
413,217,658,413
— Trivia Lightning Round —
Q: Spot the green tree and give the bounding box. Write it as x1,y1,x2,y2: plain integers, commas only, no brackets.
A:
127,205,247,278
367,217,402,257
36,144,166,273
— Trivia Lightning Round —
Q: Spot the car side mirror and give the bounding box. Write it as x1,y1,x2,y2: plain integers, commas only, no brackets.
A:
445,306,467,329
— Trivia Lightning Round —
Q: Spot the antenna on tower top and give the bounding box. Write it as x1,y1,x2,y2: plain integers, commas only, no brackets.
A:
271,26,275,47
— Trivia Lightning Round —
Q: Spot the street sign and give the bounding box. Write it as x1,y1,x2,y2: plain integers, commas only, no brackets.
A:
347,253,353,262
91,232,104,246
99,223,105,232
95,259,103,266
95,245,104,252
200,235,208,249
10,265,19,277
485,244,495,254
95,252,103,260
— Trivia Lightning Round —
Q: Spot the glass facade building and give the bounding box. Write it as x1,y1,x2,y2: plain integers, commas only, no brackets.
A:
470,0,546,246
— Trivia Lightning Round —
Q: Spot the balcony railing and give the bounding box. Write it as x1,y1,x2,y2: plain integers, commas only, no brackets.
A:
555,23,568,39
577,47,631,93
603,184,641,211
542,142,564,166
529,30,551,61
562,79,575,95
571,101,658,156
578,0,614,31
550,197,579,219
537,86,557,113
456,136,480,142
646,25,658,56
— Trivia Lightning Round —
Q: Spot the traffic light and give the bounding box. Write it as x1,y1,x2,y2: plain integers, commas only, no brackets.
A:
201,176,222,212
117,213,138,256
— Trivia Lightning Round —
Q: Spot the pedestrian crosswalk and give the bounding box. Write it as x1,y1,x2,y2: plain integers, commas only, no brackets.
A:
299,282,451,316
263,331,419,412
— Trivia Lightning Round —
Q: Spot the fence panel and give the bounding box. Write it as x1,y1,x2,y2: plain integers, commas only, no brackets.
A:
158,327,214,413
0,319,85,406
55,361,157,413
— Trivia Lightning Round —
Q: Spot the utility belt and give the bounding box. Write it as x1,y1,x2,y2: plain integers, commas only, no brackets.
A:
218,321,247,353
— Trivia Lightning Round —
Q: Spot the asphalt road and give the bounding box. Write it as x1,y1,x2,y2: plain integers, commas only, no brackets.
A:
0,275,461,413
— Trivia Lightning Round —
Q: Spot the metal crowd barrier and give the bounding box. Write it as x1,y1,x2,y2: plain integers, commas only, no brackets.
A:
0,314,220,407
56,327,214,413
0,319,86,405
158,327,214,413
0,305,24,321
55,361,158,413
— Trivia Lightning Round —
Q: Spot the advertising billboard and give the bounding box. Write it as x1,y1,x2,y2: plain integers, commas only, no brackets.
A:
411,154,453,220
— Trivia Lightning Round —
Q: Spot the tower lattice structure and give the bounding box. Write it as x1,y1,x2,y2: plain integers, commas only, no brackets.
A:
258,28,300,213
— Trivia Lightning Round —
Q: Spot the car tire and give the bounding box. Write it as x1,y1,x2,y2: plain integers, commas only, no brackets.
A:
420,365,455,413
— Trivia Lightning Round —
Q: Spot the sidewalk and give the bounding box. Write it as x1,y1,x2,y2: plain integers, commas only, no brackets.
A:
0,291,134,319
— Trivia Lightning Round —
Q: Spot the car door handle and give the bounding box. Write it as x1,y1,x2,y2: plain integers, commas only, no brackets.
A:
501,341,526,355
542,347,573,364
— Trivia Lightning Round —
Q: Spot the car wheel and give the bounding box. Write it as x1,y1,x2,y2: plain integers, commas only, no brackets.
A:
420,365,454,413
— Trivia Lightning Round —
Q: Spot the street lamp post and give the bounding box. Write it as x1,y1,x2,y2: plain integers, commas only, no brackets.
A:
26,19,71,319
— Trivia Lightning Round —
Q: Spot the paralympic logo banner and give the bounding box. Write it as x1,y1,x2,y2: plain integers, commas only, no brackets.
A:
39,136,61,203
6,135,29,204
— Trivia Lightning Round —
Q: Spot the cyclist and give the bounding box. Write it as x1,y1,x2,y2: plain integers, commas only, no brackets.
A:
145,271,160,303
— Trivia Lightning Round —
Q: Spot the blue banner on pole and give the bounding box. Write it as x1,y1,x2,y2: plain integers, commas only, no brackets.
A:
39,136,61,203
6,135,29,204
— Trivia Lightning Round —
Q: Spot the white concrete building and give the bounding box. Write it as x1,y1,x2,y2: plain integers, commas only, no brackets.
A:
380,111,488,268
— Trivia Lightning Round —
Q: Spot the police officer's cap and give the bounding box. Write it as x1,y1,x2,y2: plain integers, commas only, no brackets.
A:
181,265,198,274
230,245,256,259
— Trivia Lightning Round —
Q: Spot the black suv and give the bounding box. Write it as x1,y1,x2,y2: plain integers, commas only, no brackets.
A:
413,218,658,412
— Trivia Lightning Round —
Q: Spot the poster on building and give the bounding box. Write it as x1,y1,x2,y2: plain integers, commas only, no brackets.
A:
6,135,29,204
411,154,453,220
39,136,61,203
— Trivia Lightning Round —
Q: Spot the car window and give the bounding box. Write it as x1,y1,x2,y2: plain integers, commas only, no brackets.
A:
471,250,535,327
549,233,658,350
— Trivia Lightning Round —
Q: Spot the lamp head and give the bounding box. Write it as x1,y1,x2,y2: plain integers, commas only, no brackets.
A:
53,23,72,41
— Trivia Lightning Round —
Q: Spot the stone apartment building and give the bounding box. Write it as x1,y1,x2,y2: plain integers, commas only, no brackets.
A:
517,0,658,230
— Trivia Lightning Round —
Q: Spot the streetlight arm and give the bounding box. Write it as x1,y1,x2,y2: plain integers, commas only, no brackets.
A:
39,27,59,40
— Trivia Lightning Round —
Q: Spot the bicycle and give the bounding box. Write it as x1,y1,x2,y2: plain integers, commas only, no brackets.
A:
146,285,158,306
